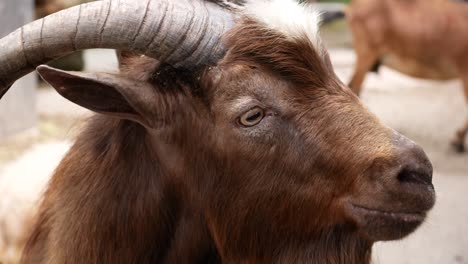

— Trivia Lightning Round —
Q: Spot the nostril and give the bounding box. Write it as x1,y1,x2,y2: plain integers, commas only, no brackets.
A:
397,168,432,186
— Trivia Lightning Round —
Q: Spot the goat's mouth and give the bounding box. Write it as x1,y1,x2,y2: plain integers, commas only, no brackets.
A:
345,203,427,242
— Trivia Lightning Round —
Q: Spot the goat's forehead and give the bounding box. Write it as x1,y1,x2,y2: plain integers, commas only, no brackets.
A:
221,0,329,88
208,65,292,110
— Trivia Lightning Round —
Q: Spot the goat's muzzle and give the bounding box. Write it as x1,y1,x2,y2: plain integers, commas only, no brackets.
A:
345,132,435,241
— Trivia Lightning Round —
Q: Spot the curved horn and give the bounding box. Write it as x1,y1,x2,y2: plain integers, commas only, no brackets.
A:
0,0,235,99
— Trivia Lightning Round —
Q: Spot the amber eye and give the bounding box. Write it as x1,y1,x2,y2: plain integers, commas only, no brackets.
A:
239,107,265,127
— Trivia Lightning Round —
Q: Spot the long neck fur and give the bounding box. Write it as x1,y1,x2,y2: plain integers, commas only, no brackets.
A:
22,116,219,263
270,229,372,264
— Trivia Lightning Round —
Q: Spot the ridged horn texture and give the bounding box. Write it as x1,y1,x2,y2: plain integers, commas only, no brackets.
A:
0,0,235,99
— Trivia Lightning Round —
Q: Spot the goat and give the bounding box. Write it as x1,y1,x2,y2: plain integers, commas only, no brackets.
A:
345,0,468,153
35,0,65,18
0,0,436,263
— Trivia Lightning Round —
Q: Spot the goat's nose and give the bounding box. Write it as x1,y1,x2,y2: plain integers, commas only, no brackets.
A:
393,134,433,186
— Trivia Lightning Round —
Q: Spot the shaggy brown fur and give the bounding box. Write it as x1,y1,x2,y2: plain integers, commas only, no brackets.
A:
346,0,468,152
20,18,434,264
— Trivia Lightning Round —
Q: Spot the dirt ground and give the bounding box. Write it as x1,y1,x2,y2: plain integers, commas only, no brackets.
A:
0,48,467,264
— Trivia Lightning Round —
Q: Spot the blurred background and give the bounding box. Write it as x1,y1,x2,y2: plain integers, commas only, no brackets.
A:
0,0,466,263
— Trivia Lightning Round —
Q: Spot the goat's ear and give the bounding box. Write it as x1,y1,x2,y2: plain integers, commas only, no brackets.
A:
37,65,164,128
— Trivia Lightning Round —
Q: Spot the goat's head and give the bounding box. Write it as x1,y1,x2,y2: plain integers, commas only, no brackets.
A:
0,0,434,256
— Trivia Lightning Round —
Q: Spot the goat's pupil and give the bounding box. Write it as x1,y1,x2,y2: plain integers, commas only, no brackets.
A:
247,111,261,122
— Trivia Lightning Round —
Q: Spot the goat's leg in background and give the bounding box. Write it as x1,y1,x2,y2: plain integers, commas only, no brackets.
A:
347,33,379,96
348,51,379,95
450,98,467,153
452,121,468,153
451,62,468,152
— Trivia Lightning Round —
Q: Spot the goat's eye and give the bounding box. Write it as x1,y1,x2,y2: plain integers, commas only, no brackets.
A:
239,107,265,127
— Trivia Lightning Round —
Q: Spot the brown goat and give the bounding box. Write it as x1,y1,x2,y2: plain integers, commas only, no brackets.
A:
346,0,468,152
34,0,65,18
0,0,435,263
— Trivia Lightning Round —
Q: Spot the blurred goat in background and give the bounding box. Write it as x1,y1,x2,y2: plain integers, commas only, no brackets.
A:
345,0,468,152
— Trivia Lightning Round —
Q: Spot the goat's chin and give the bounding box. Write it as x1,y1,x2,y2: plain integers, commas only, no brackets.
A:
346,203,427,241
344,178,435,241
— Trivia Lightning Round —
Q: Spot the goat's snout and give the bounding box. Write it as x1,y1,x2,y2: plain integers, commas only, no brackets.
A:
393,134,433,187
362,133,434,191
346,133,436,241
372,133,436,212
360,133,436,211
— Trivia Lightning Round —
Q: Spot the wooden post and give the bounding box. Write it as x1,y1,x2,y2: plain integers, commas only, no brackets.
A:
0,0,37,139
